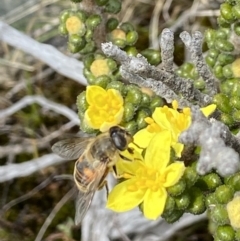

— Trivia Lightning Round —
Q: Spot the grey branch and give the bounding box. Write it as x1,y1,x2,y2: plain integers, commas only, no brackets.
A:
102,41,211,107
0,154,67,183
180,31,218,96
0,21,87,85
179,107,240,176
0,95,79,125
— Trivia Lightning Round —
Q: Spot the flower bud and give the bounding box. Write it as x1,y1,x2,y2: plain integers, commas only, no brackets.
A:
174,192,190,210
187,187,206,215
215,185,234,204
211,204,230,225
216,225,235,241
167,179,186,197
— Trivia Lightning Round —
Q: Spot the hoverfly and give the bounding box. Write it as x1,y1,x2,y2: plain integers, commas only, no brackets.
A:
52,126,133,225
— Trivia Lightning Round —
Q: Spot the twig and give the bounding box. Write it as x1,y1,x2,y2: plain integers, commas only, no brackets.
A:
1,174,74,213
0,21,87,86
180,31,218,96
0,95,79,125
34,187,76,241
0,121,76,158
0,154,68,183
102,41,211,107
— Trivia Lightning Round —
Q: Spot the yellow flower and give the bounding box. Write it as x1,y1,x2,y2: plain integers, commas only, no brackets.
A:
107,131,185,220
66,16,85,35
84,86,124,132
90,59,111,77
227,196,240,229
134,100,216,157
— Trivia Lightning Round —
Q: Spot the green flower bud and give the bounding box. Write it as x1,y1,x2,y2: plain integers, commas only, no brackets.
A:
105,0,121,14
106,58,117,71
205,56,216,67
183,166,199,188
163,209,184,223
76,11,87,21
106,81,124,93
136,109,150,129
233,109,240,122
217,16,231,28
230,96,240,110
175,192,190,210
120,22,134,32
83,68,96,85
85,29,94,42
162,196,175,216
76,91,88,112
205,193,217,208
125,86,142,106
83,54,95,69
215,185,234,204
208,49,220,59
220,79,238,95
220,113,235,126
121,120,138,135
112,38,126,48
220,3,235,22
150,96,164,110
213,93,233,113
141,49,161,66
59,10,71,23
86,14,101,29
216,28,229,40
80,120,98,134
167,179,186,197
223,65,233,78
123,102,135,122
58,24,68,35
211,204,230,225
213,65,224,80
194,79,205,90
69,34,84,45
216,225,235,241
218,53,235,65
95,0,109,6
80,41,96,54
126,31,138,45
215,39,234,53
234,22,240,36
201,173,223,191
225,172,240,191
141,93,151,106
205,29,216,43
106,18,119,31
94,75,111,88
68,41,84,53
187,187,206,215
125,46,138,56
233,5,240,19
232,82,240,97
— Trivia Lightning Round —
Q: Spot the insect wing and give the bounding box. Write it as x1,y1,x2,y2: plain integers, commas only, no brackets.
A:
52,138,93,160
74,161,108,224
75,190,95,225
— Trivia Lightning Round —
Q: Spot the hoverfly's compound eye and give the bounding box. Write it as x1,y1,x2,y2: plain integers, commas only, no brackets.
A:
109,126,128,151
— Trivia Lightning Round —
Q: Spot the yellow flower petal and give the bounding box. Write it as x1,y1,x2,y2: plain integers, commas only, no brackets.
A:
143,188,167,220
144,131,171,170
201,104,216,117
107,179,145,212
172,142,184,158
133,128,154,149
86,85,107,106
116,159,144,177
163,162,185,187
226,196,240,229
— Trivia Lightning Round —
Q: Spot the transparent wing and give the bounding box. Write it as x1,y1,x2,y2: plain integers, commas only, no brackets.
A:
75,190,95,225
52,138,93,160
74,162,108,225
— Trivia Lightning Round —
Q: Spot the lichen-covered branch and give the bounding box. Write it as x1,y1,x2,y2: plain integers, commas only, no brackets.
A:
179,107,240,176
180,31,219,96
102,41,212,107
